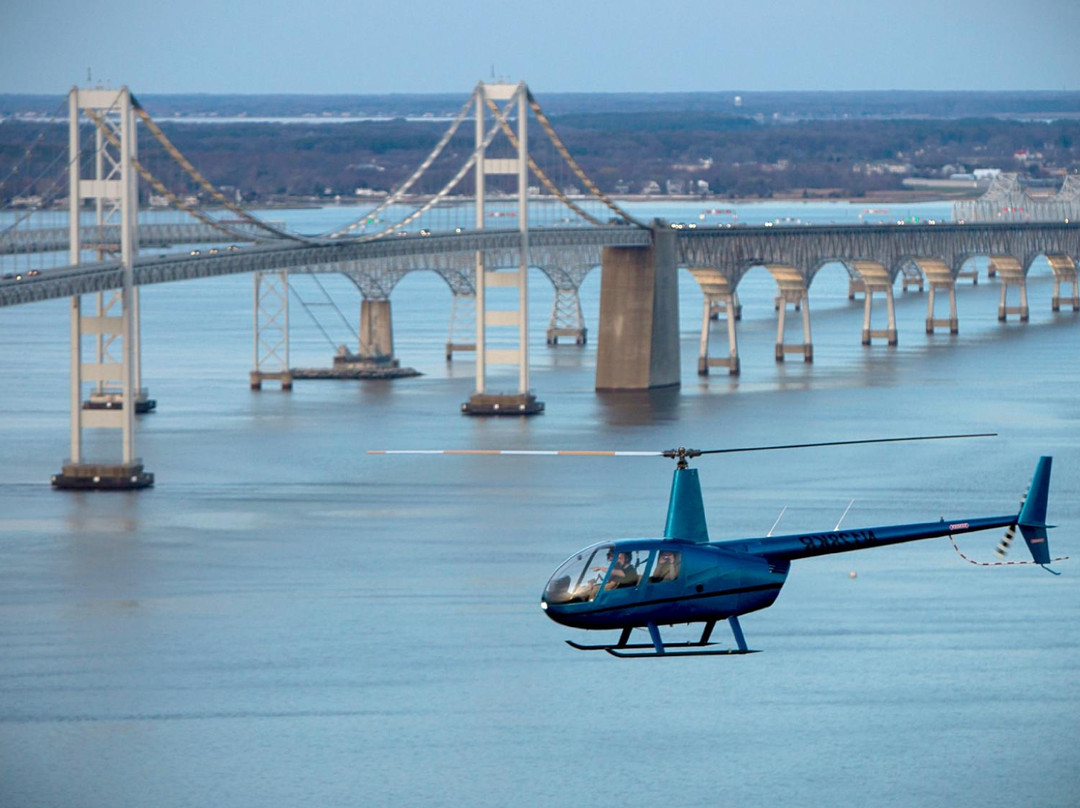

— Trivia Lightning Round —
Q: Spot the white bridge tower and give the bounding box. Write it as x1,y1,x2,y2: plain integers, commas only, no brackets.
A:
52,87,153,489
462,81,543,415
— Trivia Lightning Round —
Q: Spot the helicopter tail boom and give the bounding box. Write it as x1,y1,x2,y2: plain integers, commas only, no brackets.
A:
732,456,1054,565
739,514,1019,562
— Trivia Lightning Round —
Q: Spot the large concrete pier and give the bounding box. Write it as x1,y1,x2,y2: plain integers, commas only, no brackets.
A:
595,227,681,391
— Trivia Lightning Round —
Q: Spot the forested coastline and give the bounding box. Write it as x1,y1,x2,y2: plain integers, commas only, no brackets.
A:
3,91,1078,205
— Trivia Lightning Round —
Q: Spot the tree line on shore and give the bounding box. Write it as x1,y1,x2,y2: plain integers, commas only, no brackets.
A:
3,104,1078,206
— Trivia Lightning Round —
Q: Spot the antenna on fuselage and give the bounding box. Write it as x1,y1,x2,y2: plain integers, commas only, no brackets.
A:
767,507,787,537
834,499,855,531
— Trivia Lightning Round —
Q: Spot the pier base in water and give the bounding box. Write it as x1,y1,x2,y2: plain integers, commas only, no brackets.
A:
461,392,544,416
52,462,154,490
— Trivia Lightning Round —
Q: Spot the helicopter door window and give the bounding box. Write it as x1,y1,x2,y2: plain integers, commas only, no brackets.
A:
603,549,648,590
543,545,613,604
648,550,681,583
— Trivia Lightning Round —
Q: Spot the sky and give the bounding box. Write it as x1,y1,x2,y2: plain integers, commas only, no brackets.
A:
2,0,1079,95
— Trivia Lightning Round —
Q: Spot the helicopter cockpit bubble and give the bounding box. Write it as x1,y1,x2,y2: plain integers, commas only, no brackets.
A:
543,544,614,605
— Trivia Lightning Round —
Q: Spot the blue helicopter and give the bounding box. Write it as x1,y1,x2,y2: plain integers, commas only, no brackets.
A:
541,440,1057,657
372,435,1059,658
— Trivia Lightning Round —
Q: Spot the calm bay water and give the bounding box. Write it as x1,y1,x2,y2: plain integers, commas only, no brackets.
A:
1,200,1078,807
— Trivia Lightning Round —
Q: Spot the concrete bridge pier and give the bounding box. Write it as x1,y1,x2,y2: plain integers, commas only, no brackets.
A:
861,287,898,345
990,256,1029,322
766,265,812,362
325,297,420,378
688,267,739,376
852,261,898,345
595,228,680,390
1048,255,1080,312
917,260,959,334
700,293,740,375
349,299,398,366
775,290,813,361
710,291,741,321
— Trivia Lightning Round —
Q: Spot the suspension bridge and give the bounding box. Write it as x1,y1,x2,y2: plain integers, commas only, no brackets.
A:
1,82,1079,489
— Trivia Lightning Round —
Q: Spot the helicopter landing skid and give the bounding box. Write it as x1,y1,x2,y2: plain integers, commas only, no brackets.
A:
606,646,760,658
567,618,758,658
566,639,719,652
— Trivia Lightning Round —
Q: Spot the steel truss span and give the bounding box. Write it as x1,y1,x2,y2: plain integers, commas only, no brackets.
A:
677,222,1080,288
5,222,1080,309
0,227,651,307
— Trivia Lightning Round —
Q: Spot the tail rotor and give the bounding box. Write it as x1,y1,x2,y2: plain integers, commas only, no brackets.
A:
994,490,1027,560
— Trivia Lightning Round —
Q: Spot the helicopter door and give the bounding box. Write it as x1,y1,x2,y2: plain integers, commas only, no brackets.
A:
597,549,650,593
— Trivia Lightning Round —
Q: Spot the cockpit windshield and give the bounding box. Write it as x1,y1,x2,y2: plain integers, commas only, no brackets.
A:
543,544,613,604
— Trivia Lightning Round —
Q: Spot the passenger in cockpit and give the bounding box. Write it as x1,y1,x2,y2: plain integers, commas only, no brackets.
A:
650,550,680,583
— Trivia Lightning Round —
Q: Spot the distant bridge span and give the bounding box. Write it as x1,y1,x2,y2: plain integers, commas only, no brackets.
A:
4,80,1080,492
678,221,1080,282
4,221,1078,308
0,222,275,256
0,226,652,307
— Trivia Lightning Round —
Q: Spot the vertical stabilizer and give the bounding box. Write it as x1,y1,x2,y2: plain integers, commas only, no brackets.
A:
1018,456,1053,565
664,467,709,543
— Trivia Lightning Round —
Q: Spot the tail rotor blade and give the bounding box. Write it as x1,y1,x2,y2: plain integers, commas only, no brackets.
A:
995,523,1018,559
995,488,1029,559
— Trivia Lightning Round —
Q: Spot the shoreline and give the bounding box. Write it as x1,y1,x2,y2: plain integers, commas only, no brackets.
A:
249,189,972,210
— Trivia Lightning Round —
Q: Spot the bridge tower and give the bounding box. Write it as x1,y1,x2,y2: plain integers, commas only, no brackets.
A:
250,270,292,390
462,81,543,415
53,87,153,489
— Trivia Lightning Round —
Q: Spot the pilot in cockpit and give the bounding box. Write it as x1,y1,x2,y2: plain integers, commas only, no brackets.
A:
605,551,639,589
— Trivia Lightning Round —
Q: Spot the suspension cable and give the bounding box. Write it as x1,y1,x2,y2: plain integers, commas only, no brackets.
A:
358,90,521,242
129,96,310,242
83,107,257,243
307,274,360,339
290,277,357,349
526,90,645,227
481,94,603,227
325,92,477,238
0,99,78,238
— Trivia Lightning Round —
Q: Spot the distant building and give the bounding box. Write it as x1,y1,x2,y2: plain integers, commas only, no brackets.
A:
853,161,913,175
672,158,713,172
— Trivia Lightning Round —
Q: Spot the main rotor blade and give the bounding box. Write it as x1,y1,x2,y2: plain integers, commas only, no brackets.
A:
370,434,996,458
367,449,664,456
696,432,996,456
